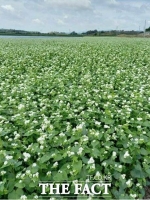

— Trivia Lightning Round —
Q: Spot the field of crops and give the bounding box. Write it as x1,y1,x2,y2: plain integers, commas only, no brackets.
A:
0,37,150,199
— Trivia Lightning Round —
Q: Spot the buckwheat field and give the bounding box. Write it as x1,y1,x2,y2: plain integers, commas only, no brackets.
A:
0,37,150,199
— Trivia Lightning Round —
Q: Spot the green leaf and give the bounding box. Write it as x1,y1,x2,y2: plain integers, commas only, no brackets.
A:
40,153,51,163
140,148,148,155
131,169,145,178
53,171,68,181
142,121,150,127
8,189,23,199
92,148,100,158
73,160,82,172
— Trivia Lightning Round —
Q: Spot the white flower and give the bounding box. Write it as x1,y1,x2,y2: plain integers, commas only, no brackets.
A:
26,170,31,175
108,95,112,99
18,104,25,110
128,134,132,138
47,171,51,176
59,132,65,137
32,163,37,167
24,120,30,124
34,195,38,199
94,171,101,180
102,162,106,166
137,118,142,121
112,151,117,157
82,135,88,142
76,123,84,130
6,155,13,160
86,178,90,183
20,195,27,200
130,194,137,198
104,125,110,129
1,171,6,175
51,153,55,157
126,179,132,187
21,174,25,179
14,133,20,139
23,152,31,161
40,145,44,150
4,161,8,165
121,174,126,179
16,173,21,178
88,157,95,164
90,163,95,170
134,138,139,144
67,151,75,157
53,162,58,168
77,147,84,155
33,172,39,178
67,165,70,169
95,121,101,126
123,151,130,158
73,180,78,184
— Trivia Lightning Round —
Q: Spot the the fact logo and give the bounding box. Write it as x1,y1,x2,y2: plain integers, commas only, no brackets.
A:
39,174,112,198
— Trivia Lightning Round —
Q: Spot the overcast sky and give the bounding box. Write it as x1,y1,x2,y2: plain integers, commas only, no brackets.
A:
0,0,150,32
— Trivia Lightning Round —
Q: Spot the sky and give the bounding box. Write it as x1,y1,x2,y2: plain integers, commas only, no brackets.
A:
0,0,150,33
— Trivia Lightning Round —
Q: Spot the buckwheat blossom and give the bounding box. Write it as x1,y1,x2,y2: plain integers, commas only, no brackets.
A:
6,155,13,160
130,194,137,198
51,153,55,158
94,171,102,180
88,157,95,164
90,163,95,170
121,174,126,179
104,125,110,129
123,151,130,158
1,171,6,175
82,135,88,142
53,162,58,168
46,171,51,176
33,172,39,178
67,151,75,157
32,163,37,167
126,179,132,187
102,162,106,166
112,151,117,158
21,174,25,179
136,183,142,188
59,132,65,137
67,165,70,169
137,117,142,121
23,152,31,161
4,161,8,165
73,180,78,184
20,195,27,200
95,121,101,126
18,104,25,110
77,147,84,155
26,170,31,175
16,173,21,179
40,145,44,150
